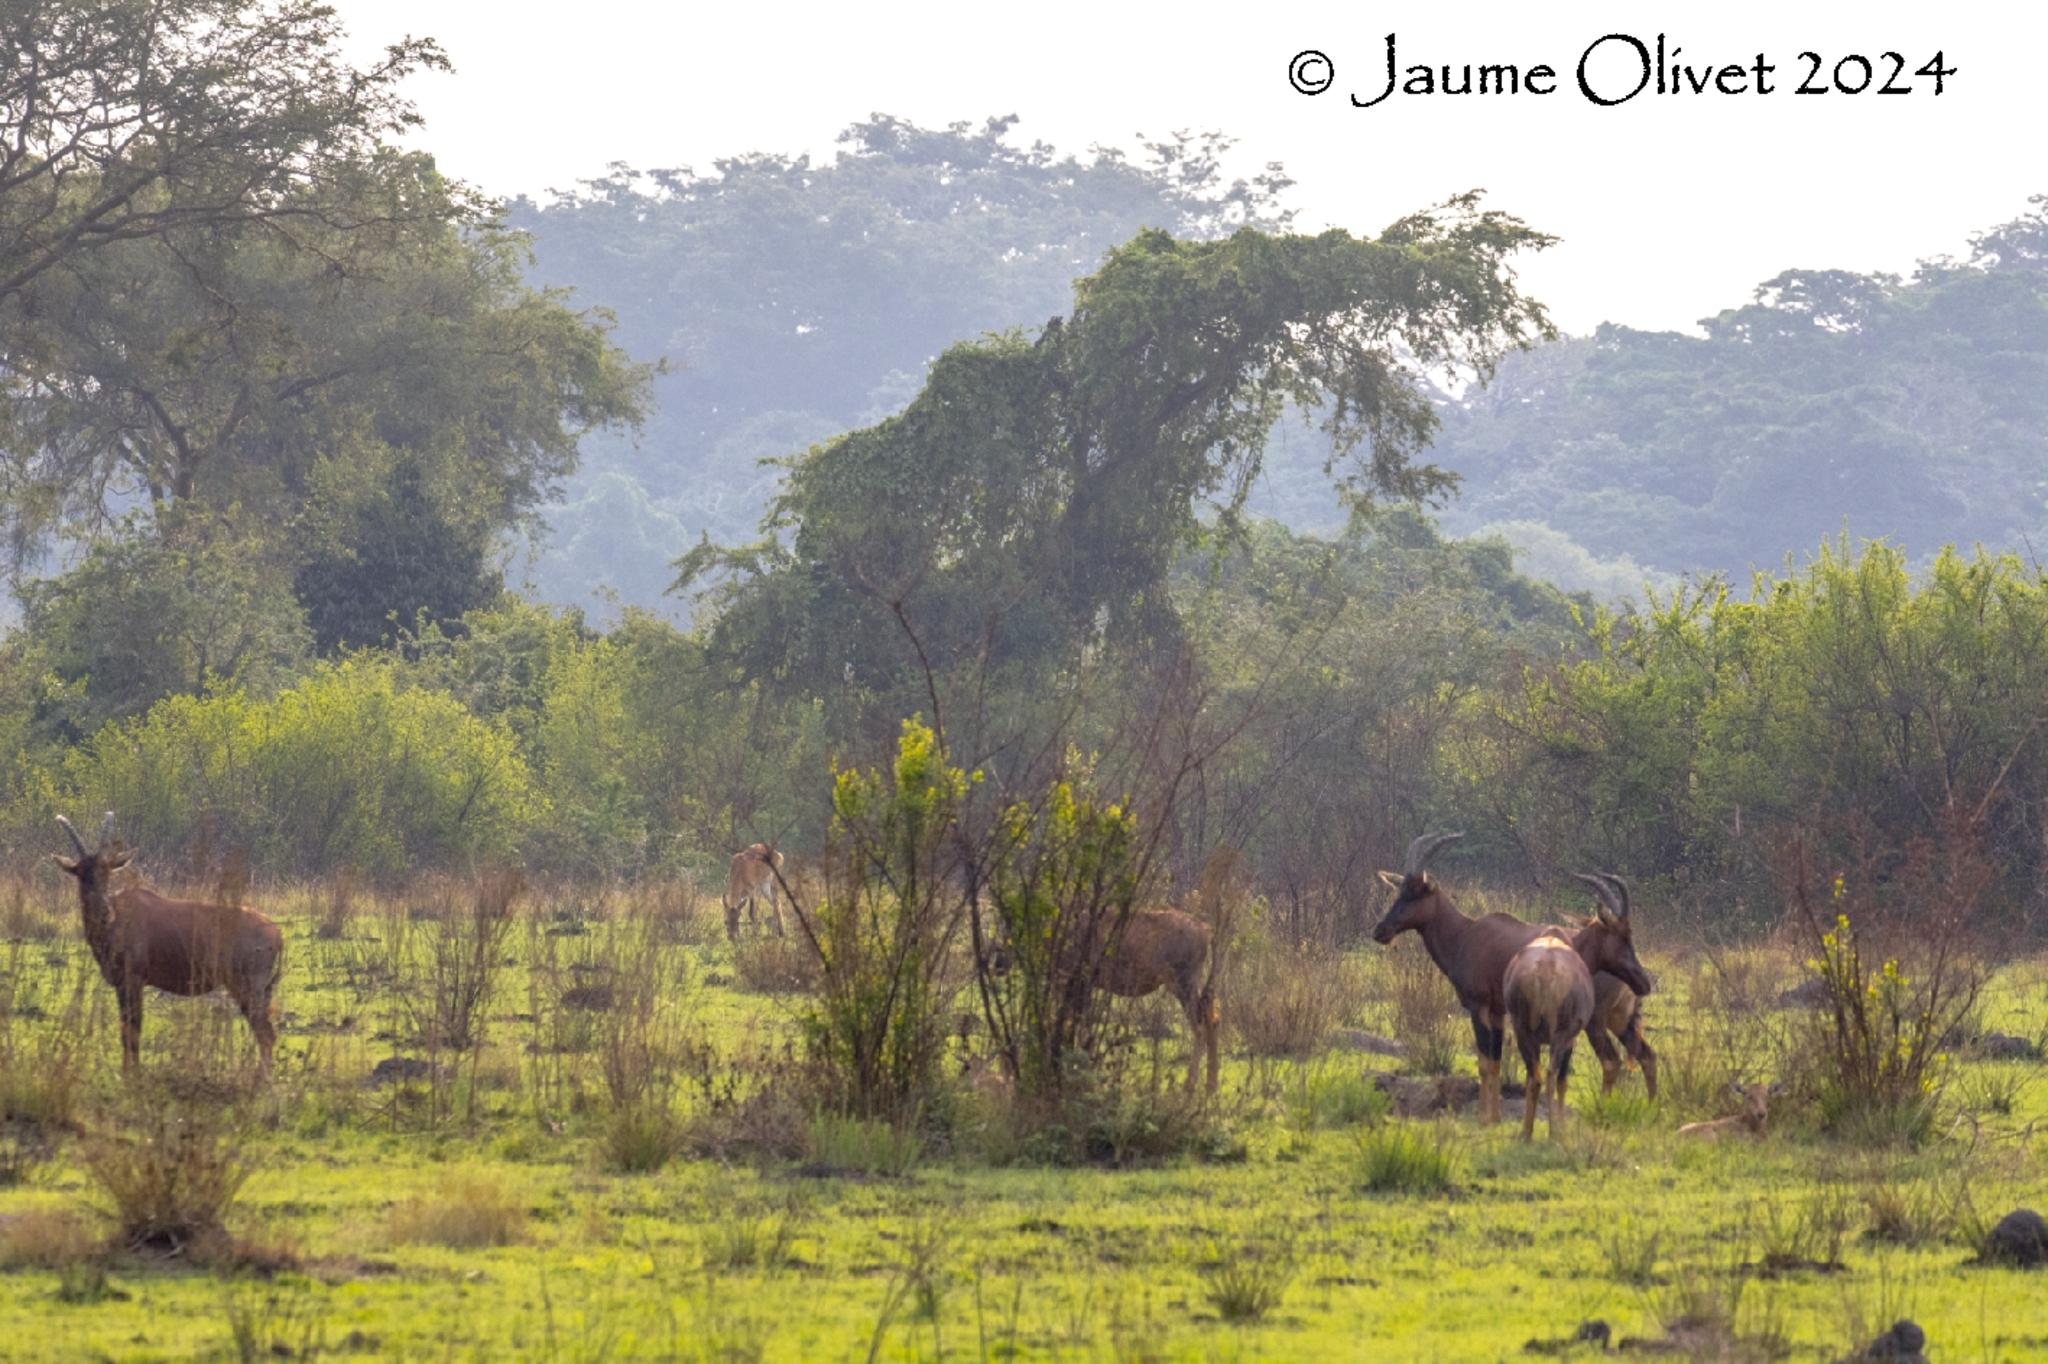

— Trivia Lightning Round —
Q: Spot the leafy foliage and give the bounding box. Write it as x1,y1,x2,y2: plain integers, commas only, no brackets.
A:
685,198,1555,708
43,659,540,876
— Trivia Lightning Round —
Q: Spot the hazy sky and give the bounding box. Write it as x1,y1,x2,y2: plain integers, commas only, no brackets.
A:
333,2,2040,336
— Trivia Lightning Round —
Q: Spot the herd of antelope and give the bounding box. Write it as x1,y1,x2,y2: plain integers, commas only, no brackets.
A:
41,815,1779,1142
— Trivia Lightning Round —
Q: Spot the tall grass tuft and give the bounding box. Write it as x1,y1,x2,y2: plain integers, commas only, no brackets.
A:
1355,1123,1460,1195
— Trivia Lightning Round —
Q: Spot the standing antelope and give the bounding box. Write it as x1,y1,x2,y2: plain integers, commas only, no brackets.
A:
1500,874,1655,1141
50,813,283,1077
1502,932,1593,1141
1578,874,1659,1099
723,842,785,941
1371,832,1545,1124
1102,907,1220,1094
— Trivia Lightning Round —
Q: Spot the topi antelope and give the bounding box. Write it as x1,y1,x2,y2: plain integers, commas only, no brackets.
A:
51,813,283,1077
1104,907,1221,1094
1500,875,1655,1141
1577,874,1659,1099
1372,832,1546,1124
723,842,785,941
1502,932,1593,1141
1678,1082,1781,1139
982,904,1221,1093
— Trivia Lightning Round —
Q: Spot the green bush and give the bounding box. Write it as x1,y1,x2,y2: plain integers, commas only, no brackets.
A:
57,659,540,877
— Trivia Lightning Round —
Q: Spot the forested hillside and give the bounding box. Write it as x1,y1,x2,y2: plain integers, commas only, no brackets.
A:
511,122,2048,608
507,116,1296,609
1425,202,2048,575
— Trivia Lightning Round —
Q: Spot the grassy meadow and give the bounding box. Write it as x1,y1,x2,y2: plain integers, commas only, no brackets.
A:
0,872,2043,1362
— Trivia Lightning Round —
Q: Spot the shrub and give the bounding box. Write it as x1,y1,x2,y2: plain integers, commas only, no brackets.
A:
79,1092,251,1251
1785,819,1986,1145
797,720,973,1122
60,659,541,878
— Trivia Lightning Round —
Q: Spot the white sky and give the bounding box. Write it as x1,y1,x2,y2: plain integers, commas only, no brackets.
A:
332,1,2040,336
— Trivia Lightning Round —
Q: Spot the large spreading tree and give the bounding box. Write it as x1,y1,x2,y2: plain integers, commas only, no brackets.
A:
680,194,1556,717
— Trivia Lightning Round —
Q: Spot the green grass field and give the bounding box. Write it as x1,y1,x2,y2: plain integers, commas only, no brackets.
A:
1,879,2044,1362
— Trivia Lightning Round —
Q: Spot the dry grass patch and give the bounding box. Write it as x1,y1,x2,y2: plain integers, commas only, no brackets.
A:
387,1174,528,1248
1226,937,1359,1058
0,1207,98,1269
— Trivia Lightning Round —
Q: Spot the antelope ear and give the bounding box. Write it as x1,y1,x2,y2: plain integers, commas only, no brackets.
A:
1376,870,1402,890
1726,1079,1744,1097
107,848,136,870
1594,901,1621,928
50,854,78,874
1766,1082,1786,1098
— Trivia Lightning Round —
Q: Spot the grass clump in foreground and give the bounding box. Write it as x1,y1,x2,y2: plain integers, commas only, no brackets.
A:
1356,1121,1461,1195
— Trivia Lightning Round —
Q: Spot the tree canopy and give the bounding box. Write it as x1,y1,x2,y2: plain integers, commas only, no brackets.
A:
681,196,1555,709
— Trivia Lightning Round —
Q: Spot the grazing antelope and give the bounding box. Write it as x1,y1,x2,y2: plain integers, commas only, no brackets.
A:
50,813,283,1077
1678,1082,1780,1139
1579,874,1659,1099
1501,875,1655,1141
723,842,785,941
1103,907,1221,1094
1372,832,1546,1124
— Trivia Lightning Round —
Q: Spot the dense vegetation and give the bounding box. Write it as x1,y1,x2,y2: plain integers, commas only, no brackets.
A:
511,132,2048,609
3,6,2047,1361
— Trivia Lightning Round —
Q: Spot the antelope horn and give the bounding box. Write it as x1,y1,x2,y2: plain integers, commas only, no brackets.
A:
1403,831,1464,877
98,811,116,852
1572,872,1624,921
1597,872,1633,919
55,815,88,859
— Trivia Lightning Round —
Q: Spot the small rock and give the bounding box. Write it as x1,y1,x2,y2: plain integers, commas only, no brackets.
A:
559,983,615,1011
1983,1208,2048,1268
1330,1028,1409,1057
1972,1032,2041,1061
1776,978,1830,1009
1861,1318,1926,1360
367,1056,435,1087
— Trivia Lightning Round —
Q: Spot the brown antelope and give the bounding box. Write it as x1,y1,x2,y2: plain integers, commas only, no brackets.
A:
1502,932,1593,1141
1501,876,1655,1141
1678,1082,1781,1139
1102,907,1221,1094
723,842,785,941
1578,874,1659,1099
50,813,283,1077
1372,832,1546,1124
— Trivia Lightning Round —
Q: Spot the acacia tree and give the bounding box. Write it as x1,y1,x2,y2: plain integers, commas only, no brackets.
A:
682,195,1554,730
0,0,443,305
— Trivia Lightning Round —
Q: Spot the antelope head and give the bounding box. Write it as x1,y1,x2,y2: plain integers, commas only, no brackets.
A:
1371,831,1464,944
1571,872,1654,996
50,811,134,890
